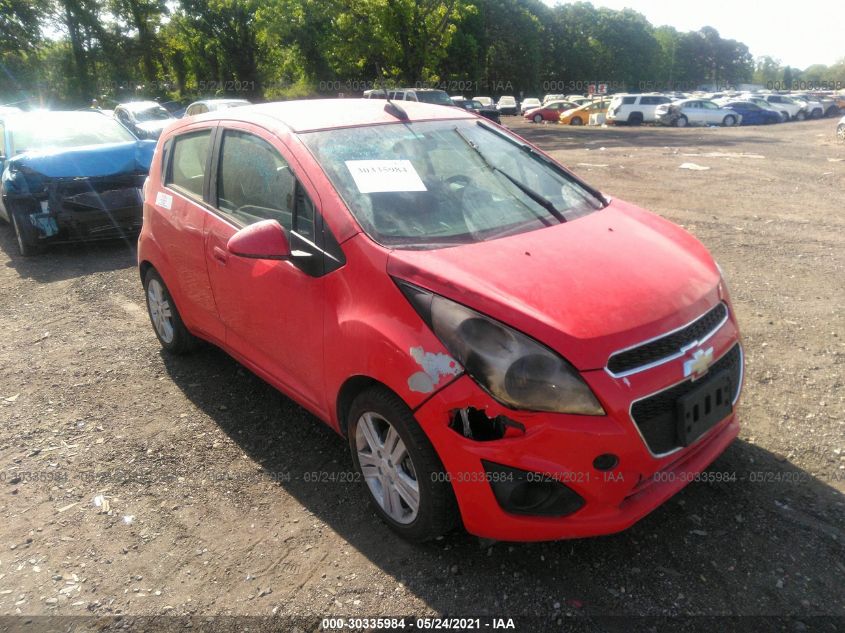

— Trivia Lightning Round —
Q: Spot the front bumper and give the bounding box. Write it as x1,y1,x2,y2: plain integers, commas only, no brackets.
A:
9,175,145,244
415,322,743,541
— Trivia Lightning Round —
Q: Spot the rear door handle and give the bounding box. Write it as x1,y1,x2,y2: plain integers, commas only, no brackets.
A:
212,246,229,264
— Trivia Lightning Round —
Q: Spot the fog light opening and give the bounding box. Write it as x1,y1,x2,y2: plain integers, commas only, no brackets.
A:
593,453,619,471
448,407,525,441
482,460,585,517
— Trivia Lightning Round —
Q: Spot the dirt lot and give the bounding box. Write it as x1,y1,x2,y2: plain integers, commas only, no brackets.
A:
0,117,843,631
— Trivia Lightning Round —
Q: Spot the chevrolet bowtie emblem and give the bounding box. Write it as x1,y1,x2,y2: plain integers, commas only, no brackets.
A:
683,347,714,380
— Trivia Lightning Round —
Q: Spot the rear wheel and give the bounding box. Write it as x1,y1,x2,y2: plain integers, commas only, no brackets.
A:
781,111,789,122
837,124,845,141
10,209,43,257
795,110,806,121
143,268,198,354
570,116,583,125
348,386,458,542
628,112,643,126
722,115,737,127
532,114,542,123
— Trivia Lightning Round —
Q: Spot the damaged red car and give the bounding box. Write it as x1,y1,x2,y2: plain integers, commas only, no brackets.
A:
139,99,743,542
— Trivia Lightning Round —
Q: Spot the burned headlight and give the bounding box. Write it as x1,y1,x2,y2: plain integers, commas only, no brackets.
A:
398,281,604,415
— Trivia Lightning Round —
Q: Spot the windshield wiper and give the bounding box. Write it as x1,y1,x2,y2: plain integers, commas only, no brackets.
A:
454,127,566,224
475,120,609,208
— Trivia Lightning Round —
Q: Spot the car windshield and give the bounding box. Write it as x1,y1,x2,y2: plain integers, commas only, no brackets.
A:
302,119,604,249
415,92,453,106
133,106,172,122
9,112,136,154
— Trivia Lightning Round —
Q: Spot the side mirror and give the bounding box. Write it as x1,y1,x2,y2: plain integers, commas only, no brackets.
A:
227,219,291,260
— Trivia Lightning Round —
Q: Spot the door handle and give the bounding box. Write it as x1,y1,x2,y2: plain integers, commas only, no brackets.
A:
212,246,229,264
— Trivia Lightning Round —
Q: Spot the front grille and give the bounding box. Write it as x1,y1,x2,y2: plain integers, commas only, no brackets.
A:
608,303,728,375
630,344,742,455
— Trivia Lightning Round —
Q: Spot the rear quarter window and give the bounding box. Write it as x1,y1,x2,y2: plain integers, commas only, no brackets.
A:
166,130,211,199
622,96,637,105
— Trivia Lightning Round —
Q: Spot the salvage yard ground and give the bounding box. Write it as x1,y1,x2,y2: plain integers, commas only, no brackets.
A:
0,117,843,629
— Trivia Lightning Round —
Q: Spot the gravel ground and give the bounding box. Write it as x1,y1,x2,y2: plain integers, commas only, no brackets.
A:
0,117,843,632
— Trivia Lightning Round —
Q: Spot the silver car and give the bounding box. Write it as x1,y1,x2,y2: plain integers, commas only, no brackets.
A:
656,99,742,127
838,115,845,140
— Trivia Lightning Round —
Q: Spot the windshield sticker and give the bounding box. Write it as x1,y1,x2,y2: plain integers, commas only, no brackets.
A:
345,160,427,194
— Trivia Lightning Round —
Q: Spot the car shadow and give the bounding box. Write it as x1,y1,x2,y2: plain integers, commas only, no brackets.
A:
160,345,845,624
0,223,138,282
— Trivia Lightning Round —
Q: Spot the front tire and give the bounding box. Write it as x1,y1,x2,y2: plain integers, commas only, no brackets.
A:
795,110,806,121
143,268,197,354
348,386,458,542
675,115,688,128
837,124,845,141
10,209,43,256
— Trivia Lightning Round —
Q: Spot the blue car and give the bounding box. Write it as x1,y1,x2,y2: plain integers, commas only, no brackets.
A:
721,101,782,125
0,110,156,255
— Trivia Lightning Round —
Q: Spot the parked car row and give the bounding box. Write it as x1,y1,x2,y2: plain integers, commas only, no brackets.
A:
515,90,844,128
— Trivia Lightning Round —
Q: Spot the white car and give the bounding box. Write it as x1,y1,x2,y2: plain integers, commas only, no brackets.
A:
520,98,541,114
838,115,845,140
473,96,493,107
789,94,826,119
655,99,742,127
606,93,672,125
496,95,518,115
757,94,807,121
542,94,565,104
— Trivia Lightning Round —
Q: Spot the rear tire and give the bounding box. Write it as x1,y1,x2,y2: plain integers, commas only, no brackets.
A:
143,268,198,354
533,114,542,123
10,209,43,257
628,112,643,126
570,116,583,125
348,386,458,542
722,115,737,127
795,110,806,121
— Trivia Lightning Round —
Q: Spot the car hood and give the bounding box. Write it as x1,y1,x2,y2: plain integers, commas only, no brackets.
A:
386,199,721,371
2,140,156,194
135,120,171,134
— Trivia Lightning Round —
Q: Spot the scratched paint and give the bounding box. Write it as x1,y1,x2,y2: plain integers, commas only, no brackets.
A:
407,346,462,393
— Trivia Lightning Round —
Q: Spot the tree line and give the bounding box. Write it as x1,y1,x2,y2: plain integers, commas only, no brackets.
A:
2,0,844,108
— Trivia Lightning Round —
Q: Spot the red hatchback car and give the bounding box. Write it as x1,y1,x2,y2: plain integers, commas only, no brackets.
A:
139,100,743,542
523,100,578,123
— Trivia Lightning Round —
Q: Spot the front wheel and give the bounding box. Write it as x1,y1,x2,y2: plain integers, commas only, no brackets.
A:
837,124,845,141
143,268,198,354
795,110,806,121
722,115,737,127
674,115,688,128
10,210,43,256
348,386,458,542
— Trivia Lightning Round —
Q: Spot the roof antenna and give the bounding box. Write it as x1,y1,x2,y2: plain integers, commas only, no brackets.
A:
378,66,408,121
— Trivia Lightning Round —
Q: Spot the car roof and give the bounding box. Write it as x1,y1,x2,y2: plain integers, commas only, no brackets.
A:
185,99,475,133
118,101,163,111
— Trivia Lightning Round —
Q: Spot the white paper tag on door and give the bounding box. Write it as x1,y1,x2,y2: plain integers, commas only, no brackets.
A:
345,160,427,194
155,191,173,210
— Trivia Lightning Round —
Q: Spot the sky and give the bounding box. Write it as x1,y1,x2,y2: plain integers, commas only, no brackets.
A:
549,0,844,69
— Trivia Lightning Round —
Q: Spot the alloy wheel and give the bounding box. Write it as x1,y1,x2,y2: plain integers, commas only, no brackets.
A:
147,278,175,344
355,411,420,524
